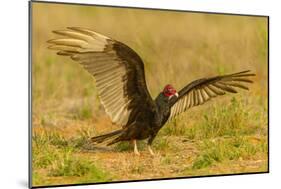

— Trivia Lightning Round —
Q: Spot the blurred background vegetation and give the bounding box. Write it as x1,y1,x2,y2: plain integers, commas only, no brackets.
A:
32,2,268,187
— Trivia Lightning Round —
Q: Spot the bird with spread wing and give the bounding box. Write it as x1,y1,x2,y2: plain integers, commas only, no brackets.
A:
48,27,255,156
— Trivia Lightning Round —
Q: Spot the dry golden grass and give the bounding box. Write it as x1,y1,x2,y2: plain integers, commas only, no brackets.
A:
31,2,268,187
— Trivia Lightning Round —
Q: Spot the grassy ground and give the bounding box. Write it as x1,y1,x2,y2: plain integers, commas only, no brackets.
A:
31,2,268,187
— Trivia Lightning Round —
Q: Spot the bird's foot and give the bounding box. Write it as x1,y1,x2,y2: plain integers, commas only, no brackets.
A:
148,145,155,156
134,149,140,156
133,139,140,156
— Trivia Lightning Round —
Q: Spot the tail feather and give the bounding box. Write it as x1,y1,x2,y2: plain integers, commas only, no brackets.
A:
91,129,122,145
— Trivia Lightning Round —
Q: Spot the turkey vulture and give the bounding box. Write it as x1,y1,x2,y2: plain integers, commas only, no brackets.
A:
48,27,255,156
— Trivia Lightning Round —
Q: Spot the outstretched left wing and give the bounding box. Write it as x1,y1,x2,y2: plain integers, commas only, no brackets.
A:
47,27,156,127
168,70,255,120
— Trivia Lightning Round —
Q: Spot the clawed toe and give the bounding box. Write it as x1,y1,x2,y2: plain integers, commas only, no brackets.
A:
134,150,140,156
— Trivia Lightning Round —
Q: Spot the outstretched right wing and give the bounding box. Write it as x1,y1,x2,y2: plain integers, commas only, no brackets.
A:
168,70,255,120
48,27,156,127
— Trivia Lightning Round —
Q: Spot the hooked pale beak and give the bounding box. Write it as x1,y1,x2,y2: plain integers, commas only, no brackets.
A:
169,92,179,100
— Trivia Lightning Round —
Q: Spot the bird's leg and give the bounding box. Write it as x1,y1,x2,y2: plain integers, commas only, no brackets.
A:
147,135,156,156
148,144,155,156
133,139,140,156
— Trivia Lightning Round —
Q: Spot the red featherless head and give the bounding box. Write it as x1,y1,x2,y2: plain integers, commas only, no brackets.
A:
163,84,178,98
